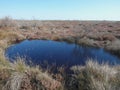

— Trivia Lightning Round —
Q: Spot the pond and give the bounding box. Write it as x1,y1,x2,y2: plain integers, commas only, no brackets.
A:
5,40,120,67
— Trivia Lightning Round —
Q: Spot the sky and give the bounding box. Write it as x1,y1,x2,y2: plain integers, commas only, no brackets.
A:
0,0,120,20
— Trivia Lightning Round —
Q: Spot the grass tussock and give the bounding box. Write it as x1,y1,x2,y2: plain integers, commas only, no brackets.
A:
106,40,120,51
3,73,25,90
0,51,120,90
70,59,120,90
0,54,63,90
0,18,120,89
0,30,25,49
0,49,10,68
0,32,62,90
13,58,29,73
0,40,120,90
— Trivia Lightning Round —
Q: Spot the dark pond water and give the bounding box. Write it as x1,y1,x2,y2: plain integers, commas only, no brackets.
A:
5,40,120,67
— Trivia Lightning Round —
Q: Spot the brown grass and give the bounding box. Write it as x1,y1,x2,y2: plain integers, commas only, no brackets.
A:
0,25,62,90
71,60,120,90
0,17,120,90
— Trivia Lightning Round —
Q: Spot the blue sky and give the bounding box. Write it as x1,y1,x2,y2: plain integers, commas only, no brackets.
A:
0,0,120,20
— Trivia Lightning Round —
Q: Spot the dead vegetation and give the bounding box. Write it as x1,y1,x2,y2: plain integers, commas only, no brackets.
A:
0,24,62,90
0,53,63,90
0,16,17,29
70,60,120,90
0,17,120,90
0,17,120,52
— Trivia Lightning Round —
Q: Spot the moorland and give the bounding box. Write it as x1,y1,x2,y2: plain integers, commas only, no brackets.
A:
0,17,120,90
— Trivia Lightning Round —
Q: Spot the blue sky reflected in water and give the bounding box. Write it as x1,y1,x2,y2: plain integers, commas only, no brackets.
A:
6,40,120,67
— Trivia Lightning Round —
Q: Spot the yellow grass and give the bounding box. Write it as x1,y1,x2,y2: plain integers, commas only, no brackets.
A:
71,59,120,90
0,18,120,90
